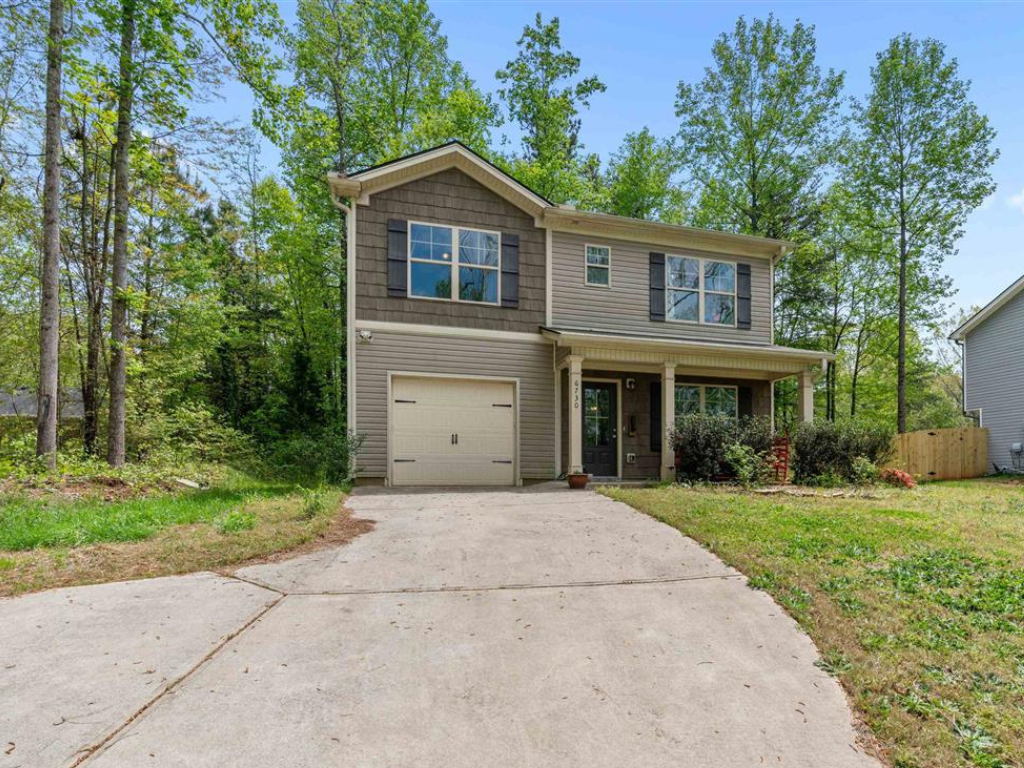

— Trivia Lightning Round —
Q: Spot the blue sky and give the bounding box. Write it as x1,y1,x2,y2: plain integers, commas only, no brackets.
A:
247,1,1024,318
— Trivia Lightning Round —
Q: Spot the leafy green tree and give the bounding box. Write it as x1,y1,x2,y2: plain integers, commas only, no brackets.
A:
847,35,997,432
600,128,687,222
496,13,605,203
674,14,843,239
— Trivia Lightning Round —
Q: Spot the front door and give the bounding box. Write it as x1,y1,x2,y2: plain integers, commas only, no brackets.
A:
582,382,618,477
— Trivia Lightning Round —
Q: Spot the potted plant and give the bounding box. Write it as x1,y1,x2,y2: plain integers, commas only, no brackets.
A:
567,472,589,489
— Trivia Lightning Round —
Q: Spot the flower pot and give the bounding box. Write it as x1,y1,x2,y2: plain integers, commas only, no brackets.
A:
567,473,589,489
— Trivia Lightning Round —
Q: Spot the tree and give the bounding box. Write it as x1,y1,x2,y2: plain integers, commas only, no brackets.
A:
36,0,66,469
496,13,605,203
601,128,687,222
848,35,997,432
674,14,843,240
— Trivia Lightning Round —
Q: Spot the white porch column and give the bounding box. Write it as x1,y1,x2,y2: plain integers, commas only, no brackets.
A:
661,362,676,481
568,355,584,474
797,369,815,423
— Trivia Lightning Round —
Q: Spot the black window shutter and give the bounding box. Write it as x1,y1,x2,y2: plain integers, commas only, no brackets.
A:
738,386,753,419
387,219,408,297
650,381,662,452
649,252,666,322
737,263,752,330
501,233,519,308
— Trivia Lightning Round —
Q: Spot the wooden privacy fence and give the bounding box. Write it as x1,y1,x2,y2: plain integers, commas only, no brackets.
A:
889,427,988,481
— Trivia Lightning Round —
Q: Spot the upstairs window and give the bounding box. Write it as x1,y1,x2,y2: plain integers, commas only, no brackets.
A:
665,256,737,326
585,244,611,287
409,222,499,305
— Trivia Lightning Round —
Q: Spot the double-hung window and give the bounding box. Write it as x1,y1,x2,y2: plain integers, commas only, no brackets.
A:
674,384,738,423
409,222,500,305
585,244,610,287
665,256,737,326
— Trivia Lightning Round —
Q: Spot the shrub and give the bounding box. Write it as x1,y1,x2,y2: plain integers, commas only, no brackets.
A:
672,414,775,483
791,421,894,486
725,443,775,487
850,455,880,486
265,427,363,485
881,468,917,489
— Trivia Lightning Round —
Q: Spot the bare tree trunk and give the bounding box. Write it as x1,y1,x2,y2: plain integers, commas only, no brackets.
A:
896,173,908,434
36,0,65,470
107,0,136,467
84,146,114,454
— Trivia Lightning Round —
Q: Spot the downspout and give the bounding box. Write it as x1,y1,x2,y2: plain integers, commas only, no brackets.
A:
330,192,357,438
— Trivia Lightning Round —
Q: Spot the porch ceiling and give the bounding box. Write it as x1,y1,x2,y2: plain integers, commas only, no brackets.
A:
543,326,831,380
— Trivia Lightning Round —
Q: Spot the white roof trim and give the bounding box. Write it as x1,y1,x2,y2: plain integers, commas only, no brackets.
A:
328,144,551,215
950,272,1024,340
542,326,834,363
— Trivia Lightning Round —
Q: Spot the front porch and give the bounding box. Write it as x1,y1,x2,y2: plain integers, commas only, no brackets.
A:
546,328,830,482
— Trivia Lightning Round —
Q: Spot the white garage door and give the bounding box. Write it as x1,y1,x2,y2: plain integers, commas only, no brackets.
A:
390,376,516,486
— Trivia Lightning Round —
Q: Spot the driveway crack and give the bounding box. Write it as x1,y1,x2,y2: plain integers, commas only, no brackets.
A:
67,594,286,767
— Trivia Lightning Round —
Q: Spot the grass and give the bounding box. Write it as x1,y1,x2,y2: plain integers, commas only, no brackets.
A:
0,471,372,597
603,479,1024,768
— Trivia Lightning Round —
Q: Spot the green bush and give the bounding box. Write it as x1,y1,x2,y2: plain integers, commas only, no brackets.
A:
725,442,775,487
791,421,894,486
672,414,775,482
128,402,253,464
265,427,363,485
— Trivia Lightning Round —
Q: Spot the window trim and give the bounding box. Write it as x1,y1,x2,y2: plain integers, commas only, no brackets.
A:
674,382,739,421
406,220,502,306
584,243,611,288
665,254,738,328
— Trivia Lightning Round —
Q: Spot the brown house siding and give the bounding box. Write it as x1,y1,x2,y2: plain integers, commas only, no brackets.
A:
355,168,546,332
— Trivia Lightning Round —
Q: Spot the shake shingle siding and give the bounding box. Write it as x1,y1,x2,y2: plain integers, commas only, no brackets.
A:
355,168,546,332
963,288,1024,471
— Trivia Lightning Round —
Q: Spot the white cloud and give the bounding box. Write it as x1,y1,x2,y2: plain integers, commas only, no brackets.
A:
1008,187,1024,214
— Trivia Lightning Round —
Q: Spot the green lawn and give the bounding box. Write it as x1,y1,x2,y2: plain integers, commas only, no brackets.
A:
0,472,369,596
603,479,1024,768
0,478,292,550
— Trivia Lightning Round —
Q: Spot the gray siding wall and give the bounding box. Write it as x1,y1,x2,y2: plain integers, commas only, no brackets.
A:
551,231,773,345
559,371,771,480
964,288,1024,470
354,330,556,480
356,168,546,332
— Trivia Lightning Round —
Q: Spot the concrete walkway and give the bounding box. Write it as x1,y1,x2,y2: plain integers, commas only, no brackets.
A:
0,487,882,768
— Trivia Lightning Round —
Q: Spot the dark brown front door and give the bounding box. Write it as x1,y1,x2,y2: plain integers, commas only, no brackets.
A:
582,382,617,477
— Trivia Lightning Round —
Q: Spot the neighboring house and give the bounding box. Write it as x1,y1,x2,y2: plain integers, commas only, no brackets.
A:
329,142,830,486
0,387,84,420
950,273,1024,472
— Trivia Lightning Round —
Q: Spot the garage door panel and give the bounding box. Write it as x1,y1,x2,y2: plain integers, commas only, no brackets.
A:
391,376,516,486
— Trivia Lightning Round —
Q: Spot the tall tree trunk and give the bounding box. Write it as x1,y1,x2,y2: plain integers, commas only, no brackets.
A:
36,0,65,469
107,0,136,467
84,146,115,454
897,204,908,434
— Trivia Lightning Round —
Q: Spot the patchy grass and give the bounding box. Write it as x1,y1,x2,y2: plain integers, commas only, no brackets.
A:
603,478,1024,768
0,474,372,597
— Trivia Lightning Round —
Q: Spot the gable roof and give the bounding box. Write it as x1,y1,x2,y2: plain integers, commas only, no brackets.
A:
950,272,1024,341
327,141,794,260
328,141,552,219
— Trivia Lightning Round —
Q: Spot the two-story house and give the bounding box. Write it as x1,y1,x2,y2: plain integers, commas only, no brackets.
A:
328,142,829,486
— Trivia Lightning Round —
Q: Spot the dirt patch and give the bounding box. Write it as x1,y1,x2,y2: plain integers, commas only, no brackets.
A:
0,475,173,503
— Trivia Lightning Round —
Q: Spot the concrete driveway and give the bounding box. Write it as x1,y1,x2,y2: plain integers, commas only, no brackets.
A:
1,487,882,768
